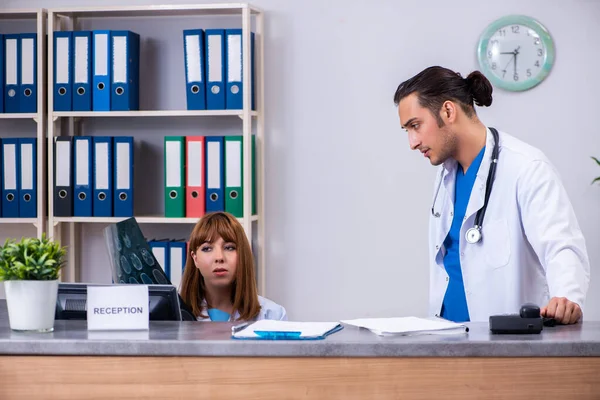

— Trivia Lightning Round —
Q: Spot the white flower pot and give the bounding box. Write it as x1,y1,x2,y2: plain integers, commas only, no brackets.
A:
4,280,59,332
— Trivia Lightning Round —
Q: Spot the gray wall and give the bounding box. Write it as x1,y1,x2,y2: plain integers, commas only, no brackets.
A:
2,0,599,321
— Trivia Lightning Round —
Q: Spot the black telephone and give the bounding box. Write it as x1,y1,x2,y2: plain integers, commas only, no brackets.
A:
489,303,556,334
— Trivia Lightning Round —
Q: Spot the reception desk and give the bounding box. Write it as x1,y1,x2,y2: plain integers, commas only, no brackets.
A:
1,301,599,399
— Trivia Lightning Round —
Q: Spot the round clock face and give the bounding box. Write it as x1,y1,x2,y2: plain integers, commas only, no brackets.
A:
477,15,555,91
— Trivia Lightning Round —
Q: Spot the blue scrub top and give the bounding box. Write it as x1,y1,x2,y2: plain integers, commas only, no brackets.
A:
441,146,486,322
207,308,231,321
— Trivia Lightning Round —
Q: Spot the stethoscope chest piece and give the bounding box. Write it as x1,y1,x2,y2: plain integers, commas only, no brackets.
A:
465,227,482,244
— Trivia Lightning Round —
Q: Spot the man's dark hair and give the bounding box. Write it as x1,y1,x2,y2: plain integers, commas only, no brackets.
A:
393,66,493,127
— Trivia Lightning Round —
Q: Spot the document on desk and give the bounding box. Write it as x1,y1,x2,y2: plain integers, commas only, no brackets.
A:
231,320,343,340
340,316,468,336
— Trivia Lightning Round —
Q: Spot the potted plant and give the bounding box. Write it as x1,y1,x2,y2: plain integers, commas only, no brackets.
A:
0,234,66,332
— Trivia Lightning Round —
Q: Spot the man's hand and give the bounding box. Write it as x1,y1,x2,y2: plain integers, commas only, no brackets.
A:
541,297,582,324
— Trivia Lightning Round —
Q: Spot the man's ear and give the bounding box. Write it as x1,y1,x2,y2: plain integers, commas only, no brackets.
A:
440,100,457,123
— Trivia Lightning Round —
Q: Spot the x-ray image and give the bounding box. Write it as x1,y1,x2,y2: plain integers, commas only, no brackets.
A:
103,217,171,286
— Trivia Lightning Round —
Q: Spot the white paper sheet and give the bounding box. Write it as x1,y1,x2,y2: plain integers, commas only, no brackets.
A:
341,316,468,336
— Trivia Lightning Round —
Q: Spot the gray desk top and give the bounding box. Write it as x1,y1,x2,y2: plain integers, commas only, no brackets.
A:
1,301,599,357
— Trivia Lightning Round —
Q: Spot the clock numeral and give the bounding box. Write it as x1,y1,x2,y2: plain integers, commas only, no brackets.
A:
491,62,497,70
511,25,520,34
498,29,506,36
488,50,493,58
527,69,532,77
490,40,499,46
502,70,507,78
534,37,540,45
537,49,543,56
535,60,540,67
513,73,519,81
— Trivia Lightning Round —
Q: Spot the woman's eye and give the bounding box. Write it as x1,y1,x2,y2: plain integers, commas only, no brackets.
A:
225,245,236,251
200,247,211,252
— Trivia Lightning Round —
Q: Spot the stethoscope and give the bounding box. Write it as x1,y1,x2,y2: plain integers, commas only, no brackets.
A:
431,127,499,244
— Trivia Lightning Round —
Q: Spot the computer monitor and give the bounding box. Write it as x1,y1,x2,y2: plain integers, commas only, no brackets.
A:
55,283,185,321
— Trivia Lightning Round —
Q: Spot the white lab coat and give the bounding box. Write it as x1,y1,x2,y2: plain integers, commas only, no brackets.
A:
196,295,288,321
429,128,590,321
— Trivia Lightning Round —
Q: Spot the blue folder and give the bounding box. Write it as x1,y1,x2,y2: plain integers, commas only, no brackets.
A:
53,31,72,111
183,29,206,110
110,31,140,111
224,29,255,110
148,240,170,279
4,34,20,113
168,240,186,283
0,138,2,216
19,33,37,114
205,136,224,212
73,136,93,217
2,138,20,217
205,29,225,110
92,136,113,217
92,30,112,111
0,34,4,113
72,31,92,111
18,137,36,218
113,136,134,217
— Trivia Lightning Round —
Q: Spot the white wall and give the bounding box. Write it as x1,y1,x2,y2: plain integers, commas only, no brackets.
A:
2,0,599,321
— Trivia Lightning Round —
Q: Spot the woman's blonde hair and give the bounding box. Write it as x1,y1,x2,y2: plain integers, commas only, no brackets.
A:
180,212,260,320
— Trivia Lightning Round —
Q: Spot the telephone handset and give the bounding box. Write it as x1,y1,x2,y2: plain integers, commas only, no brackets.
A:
489,303,556,334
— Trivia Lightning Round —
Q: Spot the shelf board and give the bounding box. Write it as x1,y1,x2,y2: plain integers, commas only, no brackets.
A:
0,10,40,19
53,215,259,224
0,218,37,224
52,110,257,118
0,113,38,120
50,3,262,18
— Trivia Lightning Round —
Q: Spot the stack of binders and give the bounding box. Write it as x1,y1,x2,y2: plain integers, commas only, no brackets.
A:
53,136,134,218
148,238,188,290
164,135,256,219
1,33,38,113
53,30,140,112
182,28,255,111
0,137,37,217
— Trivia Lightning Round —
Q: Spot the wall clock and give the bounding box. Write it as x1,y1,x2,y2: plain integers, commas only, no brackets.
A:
477,15,555,91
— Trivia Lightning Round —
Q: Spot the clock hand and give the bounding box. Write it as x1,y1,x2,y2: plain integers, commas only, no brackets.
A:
502,54,515,75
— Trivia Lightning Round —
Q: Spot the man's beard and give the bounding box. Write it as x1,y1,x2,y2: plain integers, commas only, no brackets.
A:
431,126,458,166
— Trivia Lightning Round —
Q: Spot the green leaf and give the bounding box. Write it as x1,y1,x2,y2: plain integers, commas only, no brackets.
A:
37,252,49,266
592,156,600,166
0,234,66,281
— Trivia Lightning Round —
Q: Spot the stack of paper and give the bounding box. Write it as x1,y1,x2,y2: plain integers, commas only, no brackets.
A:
340,316,468,336
232,320,343,340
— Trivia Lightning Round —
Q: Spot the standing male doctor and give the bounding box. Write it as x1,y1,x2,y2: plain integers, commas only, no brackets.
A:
394,66,590,324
